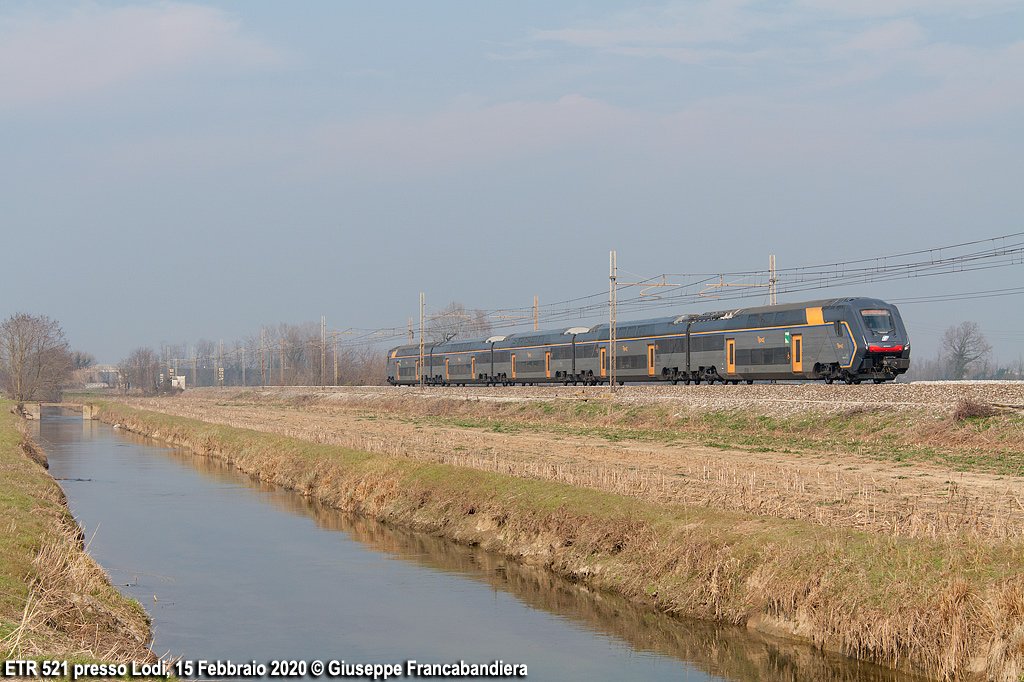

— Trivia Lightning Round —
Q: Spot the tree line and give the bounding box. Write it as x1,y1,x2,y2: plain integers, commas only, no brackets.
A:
119,325,386,394
116,302,492,395
4,311,1017,401
906,321,1023,381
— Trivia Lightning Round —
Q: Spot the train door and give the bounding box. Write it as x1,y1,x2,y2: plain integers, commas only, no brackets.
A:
511,353,516,379
415,360,419,381
471,357,475,379
792,334,803,373
545,352,551,378
647,344,656,376
600,347,607,377
445,358,449,382
727,339,736,375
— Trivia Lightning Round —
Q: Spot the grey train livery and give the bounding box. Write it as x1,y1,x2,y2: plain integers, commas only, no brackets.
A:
387,297,910,386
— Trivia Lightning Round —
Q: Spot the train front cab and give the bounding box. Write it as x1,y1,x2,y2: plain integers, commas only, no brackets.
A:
851,301,910,383
817,300,910,384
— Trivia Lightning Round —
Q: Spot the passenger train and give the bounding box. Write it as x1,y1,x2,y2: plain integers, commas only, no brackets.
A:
386,297,911,386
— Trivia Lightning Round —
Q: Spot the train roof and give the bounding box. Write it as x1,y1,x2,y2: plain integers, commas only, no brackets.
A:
682,297,888,320
387,297,898,352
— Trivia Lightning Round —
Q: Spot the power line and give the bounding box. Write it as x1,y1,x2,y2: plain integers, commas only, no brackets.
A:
325,231,1024,351
891,286,1024,305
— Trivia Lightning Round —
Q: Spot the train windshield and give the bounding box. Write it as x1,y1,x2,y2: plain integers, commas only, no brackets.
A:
860,309,894,334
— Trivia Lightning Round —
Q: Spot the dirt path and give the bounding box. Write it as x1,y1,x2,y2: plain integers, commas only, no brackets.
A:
112,384,1024,542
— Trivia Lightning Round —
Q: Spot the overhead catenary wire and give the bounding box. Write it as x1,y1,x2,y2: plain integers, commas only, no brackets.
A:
321,231,1024,351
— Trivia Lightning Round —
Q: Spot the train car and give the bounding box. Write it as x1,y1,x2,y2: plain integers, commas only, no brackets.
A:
386,297,910,386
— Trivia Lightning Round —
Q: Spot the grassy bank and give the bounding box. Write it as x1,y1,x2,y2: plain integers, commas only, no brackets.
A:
0,402,156,670
99,402,1024,681
309,393,1024,476
128,389,1024,546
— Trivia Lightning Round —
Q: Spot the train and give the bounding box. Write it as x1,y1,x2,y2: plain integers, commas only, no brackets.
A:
386,297,911,386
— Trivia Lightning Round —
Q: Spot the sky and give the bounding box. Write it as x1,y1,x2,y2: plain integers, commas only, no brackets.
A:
2,0,1022,365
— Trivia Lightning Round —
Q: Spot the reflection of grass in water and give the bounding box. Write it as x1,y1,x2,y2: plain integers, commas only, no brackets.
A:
101,395,1024,548
0,403,158,669
94,402,1024,682
273,495,909,682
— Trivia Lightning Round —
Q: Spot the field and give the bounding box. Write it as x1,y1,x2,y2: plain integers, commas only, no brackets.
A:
92,382,1024,680
113,382,1024,545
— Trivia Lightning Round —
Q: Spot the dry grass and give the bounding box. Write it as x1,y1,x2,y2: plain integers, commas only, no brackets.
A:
953,398,1002,422
0,402,157,669
1,524,154,664
97,402,1024,681
110,391,1024,545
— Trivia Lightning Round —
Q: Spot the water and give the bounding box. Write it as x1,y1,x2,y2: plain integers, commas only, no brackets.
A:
32,409,910,682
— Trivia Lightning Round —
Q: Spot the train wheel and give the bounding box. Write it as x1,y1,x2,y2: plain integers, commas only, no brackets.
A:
746,380,753,385
825,376,834,384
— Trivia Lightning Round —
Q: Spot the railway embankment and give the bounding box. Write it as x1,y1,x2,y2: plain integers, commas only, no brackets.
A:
95,393,1024,682
0,403,157,669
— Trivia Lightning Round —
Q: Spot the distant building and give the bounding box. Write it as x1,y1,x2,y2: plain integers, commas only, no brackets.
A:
90,365,120,387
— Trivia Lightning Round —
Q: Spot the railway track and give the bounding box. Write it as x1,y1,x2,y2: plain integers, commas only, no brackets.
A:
238,380,1024,416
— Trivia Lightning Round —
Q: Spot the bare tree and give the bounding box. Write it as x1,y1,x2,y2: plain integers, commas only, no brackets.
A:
0,313,72,402
194,339,217,387
335,344,386,385
118,347,159,394
468,308,493,339
427,302,491,343
940,321,992,380
71,350,95,370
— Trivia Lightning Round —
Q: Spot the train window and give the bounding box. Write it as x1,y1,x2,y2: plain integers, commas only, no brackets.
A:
834,321,843,337
747,315,759,327
775,310,804,325
860,309,894,333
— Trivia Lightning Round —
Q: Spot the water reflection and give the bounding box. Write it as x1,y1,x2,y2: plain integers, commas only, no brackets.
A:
37,409,920,682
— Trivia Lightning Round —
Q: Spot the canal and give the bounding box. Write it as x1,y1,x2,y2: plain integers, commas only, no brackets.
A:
32,409,910,681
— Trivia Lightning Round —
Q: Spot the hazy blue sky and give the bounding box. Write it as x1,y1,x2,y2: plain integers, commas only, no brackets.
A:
2,1,1022,365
